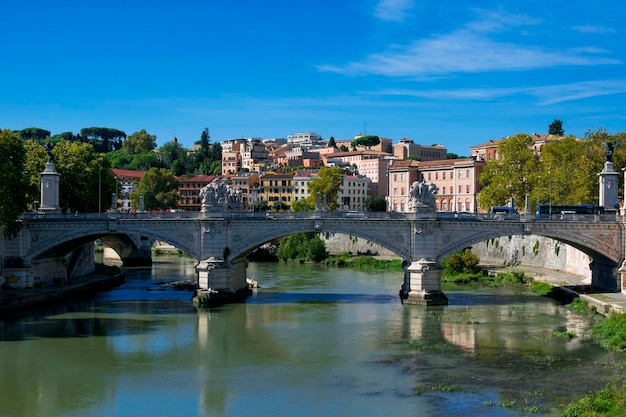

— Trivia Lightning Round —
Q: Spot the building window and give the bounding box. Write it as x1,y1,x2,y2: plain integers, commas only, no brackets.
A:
466,169,470,178
442,186,446,195
466,184,470,193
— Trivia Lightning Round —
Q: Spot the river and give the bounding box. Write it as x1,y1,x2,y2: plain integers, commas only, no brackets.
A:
0,257,624,417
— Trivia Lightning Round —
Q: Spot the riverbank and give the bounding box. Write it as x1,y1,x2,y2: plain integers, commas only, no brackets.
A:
0,268,124,315
483,264,626,317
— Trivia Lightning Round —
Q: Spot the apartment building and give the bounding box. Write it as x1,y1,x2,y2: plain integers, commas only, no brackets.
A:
387,160,420,212
325,150,392,196
231,173,261,210
260,172,295,209
393,138,447,161
177,174,221,211
110,168,144,212
420,159,485,212
339,175,371,211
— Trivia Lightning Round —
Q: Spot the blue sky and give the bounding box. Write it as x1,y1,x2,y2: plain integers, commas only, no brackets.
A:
2,0,625,156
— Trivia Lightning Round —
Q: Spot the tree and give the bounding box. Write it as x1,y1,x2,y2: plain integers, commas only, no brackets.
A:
80,127,126,152
548,119,564,136
130,167,180,210
276,233,328,262
0,130,28,236
328,136,336,148
200,128,210,157
351,135,380,150
540,136,603,206
477,133,539,211
293,198,314,212
306,166,343,211
364,195,387,212
51,140,114,213
122,129,157,155
23,140,49,209
441,248,480,275
16,127,51,142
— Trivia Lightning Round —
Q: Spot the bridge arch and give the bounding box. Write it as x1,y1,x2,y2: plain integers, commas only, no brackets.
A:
227,218,412,262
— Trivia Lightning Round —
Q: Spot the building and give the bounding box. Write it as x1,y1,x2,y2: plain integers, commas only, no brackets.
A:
393,138,447,161
326,150,392,196
387,160,420,212
260,172,295,209
419,159,485,213
287,132,323,145
231,173,260,210
110,169,143,212
177,175,221,211
339,175,371,211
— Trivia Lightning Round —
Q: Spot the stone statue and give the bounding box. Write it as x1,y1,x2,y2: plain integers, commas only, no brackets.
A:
604,142,614,163
407,180,439,210
200,180,242,212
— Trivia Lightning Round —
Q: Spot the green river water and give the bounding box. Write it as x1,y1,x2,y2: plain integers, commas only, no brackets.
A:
0,257,624,416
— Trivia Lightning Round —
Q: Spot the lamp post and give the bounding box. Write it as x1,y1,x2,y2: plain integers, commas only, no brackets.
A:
537,174,541,210
114,175,119,212
98,164,101,217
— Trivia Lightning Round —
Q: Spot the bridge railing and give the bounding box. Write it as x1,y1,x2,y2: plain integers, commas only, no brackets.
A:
20,210,624,223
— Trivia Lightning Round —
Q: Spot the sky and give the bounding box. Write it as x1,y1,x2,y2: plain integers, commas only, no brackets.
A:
1,0,626,156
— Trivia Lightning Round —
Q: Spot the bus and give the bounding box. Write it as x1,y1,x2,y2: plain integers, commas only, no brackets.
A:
536,204,604,218
490,206,516,214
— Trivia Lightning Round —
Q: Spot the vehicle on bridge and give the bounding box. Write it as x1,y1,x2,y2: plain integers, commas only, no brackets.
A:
536,204,604,220
490,206,519,220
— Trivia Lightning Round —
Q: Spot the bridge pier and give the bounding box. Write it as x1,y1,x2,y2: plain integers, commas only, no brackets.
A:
194,257,251,306
401,258,448,306
590,259,620,292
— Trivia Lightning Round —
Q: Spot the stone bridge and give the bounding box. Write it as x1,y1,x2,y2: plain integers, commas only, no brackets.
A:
2,210,624,306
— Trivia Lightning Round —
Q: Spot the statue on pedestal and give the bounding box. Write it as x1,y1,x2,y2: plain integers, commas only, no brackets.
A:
407,181,439,211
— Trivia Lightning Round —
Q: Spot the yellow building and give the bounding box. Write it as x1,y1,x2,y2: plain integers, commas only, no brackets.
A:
260,172,295,209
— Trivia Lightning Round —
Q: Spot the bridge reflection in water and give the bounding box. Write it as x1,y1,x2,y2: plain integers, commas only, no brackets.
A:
5,209,625,306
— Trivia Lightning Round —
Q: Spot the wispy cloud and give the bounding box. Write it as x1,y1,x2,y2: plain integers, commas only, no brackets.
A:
374,0,415,22
371,79,626,105
573,25,617,34
318,9,620,77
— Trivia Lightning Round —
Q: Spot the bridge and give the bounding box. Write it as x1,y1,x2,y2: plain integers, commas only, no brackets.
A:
2,210,624,306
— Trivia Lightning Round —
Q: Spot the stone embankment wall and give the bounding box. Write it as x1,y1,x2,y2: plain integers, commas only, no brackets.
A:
322,232,592,280
321,233,397,258
471,235,591,279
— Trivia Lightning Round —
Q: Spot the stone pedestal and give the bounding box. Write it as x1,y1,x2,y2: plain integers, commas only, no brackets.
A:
39,161,61,214
194,257,250,306
401,258,448,306
599,161,619,211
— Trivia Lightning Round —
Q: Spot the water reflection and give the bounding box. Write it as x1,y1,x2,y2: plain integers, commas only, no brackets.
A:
0,258,624,417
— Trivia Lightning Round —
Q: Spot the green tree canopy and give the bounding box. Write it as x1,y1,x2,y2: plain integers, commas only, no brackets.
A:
16,127,51,142
23,140,48,209
540,136,603,206
306,166,343,211
548,119,564,136
130,167,180,210
0,130,28,236
276,233,328,262
477,133,539,211
351,135,380,150
364,195,387,212
328,136,336,148
122,129,157,155
80,127,126,153
51,140,114,213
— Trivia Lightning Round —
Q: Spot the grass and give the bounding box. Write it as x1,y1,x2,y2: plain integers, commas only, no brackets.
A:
560,383,626,417
321,254,403,269
442,269,532,287
591,312,626,351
